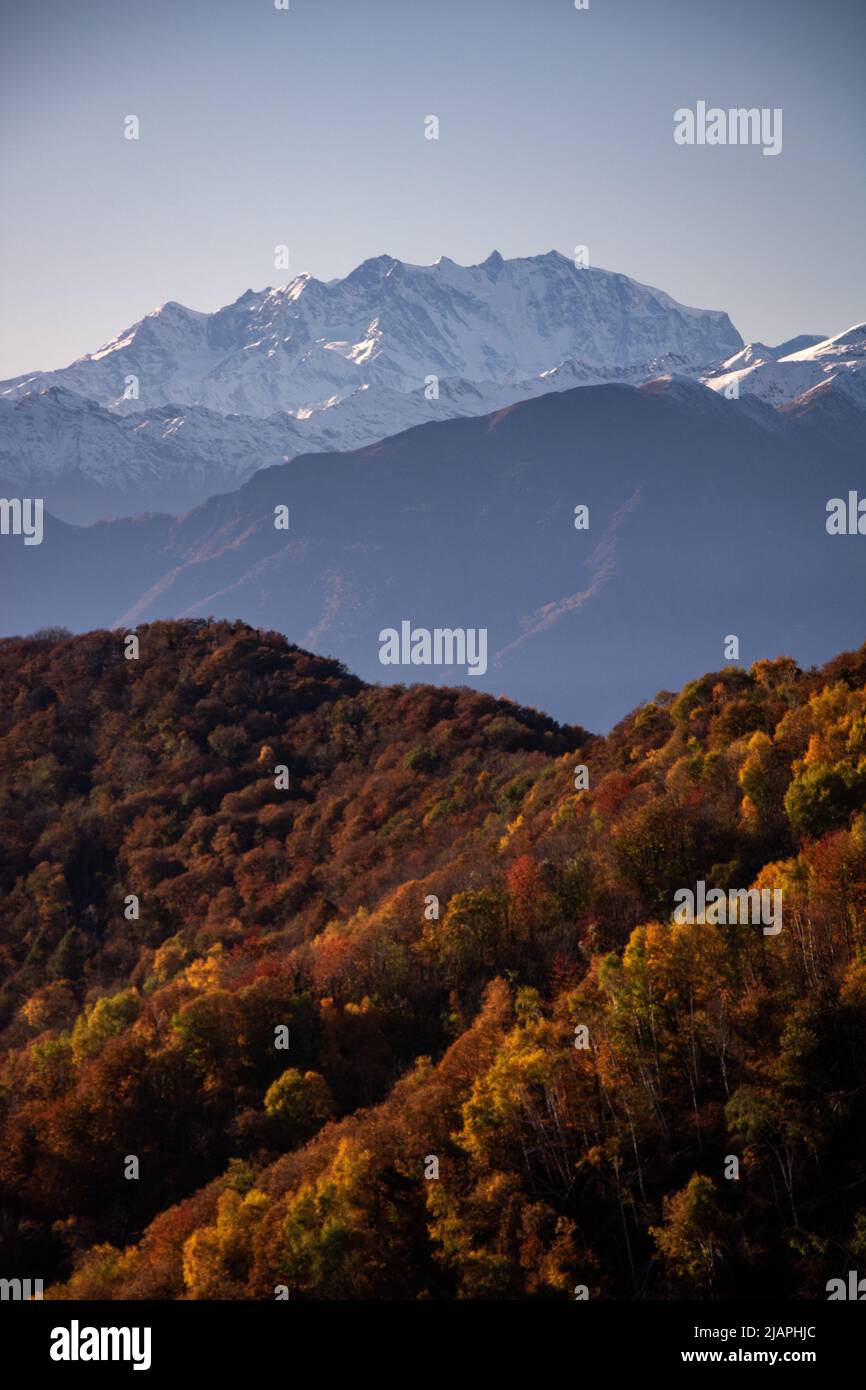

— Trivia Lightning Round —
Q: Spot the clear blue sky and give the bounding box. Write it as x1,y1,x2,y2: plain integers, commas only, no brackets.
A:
1,0,864,378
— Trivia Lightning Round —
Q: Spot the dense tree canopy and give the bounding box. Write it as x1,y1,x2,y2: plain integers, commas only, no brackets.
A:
1,619,865,1299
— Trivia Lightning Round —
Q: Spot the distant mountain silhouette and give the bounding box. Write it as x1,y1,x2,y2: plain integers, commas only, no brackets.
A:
2,377,864,729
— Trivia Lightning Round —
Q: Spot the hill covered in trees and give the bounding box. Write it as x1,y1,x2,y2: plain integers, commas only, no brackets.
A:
1,619,866,1299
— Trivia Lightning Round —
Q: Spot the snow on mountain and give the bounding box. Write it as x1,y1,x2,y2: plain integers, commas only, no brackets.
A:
0,251,742,420
704,325,866,409
9,250,862,527
0,347,746,523
713,335,825,376
0,388,316,521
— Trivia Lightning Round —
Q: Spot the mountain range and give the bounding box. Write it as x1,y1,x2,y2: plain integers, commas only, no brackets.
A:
1,251,747,520
2,251,742,416
3,373,864,730
705,324,866,412
1,249,863,731
1,252,862,524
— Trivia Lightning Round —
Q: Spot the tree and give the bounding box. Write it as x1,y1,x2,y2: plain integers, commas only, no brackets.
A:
650,1175,736,1296
263,1068,333,1146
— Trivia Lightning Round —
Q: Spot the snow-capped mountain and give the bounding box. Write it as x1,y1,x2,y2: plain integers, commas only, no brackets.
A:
0,245,748,523
703,325,866,410
0,369,641,523
0,350,739,523
0,387,319,520
0,251,742,419
4,250,861,526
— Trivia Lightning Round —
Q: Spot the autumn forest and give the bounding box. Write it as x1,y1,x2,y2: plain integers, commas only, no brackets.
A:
2,619,866,1300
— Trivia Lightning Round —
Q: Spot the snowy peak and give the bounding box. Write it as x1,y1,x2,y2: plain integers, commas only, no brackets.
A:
780,323,866,361
771,333,828,359
716,334,827,376
9,251,861,530
704,324,866,409
0,251,743,419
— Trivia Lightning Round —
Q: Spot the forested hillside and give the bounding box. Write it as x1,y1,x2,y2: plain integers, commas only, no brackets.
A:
1,620,866,1299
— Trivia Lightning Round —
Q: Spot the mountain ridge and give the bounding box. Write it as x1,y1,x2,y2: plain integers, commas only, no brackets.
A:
3,376,864,730
0,250,742,418
704,323,866,408
3,254,862,525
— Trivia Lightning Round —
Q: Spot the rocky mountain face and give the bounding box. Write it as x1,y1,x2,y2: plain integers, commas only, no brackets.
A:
1,251,743,416
0,252,746,521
